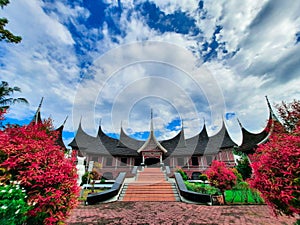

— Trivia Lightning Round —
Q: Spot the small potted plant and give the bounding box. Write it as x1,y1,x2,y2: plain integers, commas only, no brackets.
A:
88,169,101,193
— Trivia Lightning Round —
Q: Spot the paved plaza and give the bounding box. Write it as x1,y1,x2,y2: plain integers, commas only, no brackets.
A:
66,202,296,225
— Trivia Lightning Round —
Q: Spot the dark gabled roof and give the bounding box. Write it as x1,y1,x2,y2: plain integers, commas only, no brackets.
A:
55,116,68,150
55,125,67,150
238,96,277,153
117,127,144,150
68,122,96,149
30,98,67,150
69,97,280,157
186,124,209,155
238,116,272,153
238,127,268,153
204,121,237,155
161,129,189,156
177,126,186,148
137,114,168,153
98,126,139,157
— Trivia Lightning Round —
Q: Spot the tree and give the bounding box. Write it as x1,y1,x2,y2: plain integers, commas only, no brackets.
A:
0,117,79,225
235,155,252,180
249,100,300,218
276,99,300,132
0,81,28,110
0,0,22,43
205,160,236,204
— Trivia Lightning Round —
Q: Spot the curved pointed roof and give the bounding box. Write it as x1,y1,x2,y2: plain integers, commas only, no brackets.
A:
97,125,138,156
30,97,43,124
204,121,237,155
177,123,186,148
118,126,144,150
185,123,209,155
238,96,276,153
68,121,96,149
161,126,189,156
137,111,168,153
55,116,68,150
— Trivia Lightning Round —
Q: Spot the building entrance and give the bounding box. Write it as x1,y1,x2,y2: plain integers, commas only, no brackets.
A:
144,157,160,167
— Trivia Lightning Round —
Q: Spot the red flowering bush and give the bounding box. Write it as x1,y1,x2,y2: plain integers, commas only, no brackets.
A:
250,125,300,216
0,119,79,225
250,100,300,218
206,160,236,204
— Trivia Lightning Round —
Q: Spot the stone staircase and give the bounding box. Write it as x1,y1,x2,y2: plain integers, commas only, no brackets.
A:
119,167,180,202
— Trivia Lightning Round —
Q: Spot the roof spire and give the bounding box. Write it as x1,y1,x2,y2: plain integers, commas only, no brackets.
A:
120,120,124,133
265,96,279,121
265,95,271,109
30,97,44,124
62,116,68,126
237,118,243,128
36,97,44,123
151,108,153,120
137,108,168,154
150,108,154,133
38,97,44,108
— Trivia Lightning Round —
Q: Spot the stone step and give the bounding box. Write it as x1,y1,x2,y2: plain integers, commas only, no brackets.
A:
126,183,172,186
124,189,175,193
120,167,179,202
122,196,177,202
119,192,180,197
125,186,176,191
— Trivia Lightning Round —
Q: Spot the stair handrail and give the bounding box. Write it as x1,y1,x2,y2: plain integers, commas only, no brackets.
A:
86,172,126,205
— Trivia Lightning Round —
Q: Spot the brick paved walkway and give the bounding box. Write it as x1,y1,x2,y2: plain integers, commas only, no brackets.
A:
66,202,296,225
122,168,176,202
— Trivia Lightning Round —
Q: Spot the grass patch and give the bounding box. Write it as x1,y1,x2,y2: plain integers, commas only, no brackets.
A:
225,189,264,204
185,181,264,204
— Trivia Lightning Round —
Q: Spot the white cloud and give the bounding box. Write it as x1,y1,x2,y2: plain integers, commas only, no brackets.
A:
148,0,199,15
1,1,80,130
1,0,300,147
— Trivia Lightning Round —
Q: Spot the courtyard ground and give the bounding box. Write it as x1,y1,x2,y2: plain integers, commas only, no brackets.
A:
66,202,296,225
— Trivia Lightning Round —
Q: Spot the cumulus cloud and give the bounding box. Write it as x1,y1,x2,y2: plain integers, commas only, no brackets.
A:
1,0,300,146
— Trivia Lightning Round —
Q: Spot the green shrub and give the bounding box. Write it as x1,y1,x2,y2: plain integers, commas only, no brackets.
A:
199,174,208,182
0,184,31,225
184,182,220,195
176,168,188,181
203,185,220,195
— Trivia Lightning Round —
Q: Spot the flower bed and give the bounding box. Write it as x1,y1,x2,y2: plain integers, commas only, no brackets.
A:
184,181,264,204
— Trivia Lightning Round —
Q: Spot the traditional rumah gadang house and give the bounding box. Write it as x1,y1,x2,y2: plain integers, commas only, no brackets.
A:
65,97,277,179
29,97,276,179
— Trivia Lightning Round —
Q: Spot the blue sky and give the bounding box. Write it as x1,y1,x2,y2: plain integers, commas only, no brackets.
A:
1,0,300,147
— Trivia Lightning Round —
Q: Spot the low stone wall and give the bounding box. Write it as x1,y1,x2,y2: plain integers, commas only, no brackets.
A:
86,172,126,205
174,172,212,204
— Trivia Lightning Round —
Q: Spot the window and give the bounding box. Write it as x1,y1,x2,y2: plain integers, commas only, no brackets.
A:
191,156,199,166
106,157,113,166
92,156,98,162
134,157,142,166
120,157,127,166
177,157,184,166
